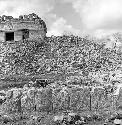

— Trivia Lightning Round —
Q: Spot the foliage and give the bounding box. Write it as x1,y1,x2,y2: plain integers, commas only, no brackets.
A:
0,34,122,124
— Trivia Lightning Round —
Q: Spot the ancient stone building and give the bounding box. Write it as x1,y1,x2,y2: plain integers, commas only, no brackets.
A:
0,13,47,42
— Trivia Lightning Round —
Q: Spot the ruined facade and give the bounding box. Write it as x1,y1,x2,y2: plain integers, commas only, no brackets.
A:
0,13,47,42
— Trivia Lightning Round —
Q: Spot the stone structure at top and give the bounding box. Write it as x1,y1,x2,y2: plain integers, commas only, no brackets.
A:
0,13,47,42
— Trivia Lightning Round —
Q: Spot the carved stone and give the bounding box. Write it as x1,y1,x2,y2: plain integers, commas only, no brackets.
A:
19,15,23,21
0,13,47,41
23,15,29,21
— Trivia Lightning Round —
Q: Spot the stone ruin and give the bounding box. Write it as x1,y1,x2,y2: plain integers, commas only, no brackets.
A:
0,13,47,42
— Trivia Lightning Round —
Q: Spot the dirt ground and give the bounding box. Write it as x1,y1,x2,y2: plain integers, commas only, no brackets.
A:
0,111,115,125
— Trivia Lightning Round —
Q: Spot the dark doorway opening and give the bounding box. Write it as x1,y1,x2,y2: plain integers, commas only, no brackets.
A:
5,32,14,41
22,29,29,40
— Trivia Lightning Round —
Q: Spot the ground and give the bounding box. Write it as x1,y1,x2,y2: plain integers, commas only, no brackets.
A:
0,111,116,125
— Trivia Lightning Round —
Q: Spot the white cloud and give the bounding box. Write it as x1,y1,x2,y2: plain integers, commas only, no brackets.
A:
62,0,122,37
47,17,80,36
67,0,122,29
0,0,55,17
42,13,57,29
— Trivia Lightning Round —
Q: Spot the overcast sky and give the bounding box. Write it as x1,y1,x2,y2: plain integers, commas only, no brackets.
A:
0,0,122,38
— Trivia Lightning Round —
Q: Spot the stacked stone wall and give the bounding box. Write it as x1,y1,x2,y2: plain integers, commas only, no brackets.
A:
1,87,120,115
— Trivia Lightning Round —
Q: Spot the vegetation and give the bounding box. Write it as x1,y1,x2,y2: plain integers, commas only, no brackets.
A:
0,33,122,124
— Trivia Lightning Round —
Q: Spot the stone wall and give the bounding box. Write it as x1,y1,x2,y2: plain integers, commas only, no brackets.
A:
0,13,47,42
0,31,5,41
1,86,120,115
0,13,47,31
0,29,46,42
50,87,118,114
14,30,23,41
29,30,45,40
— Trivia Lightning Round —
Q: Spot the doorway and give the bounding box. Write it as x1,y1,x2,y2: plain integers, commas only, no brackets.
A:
5,32,14,41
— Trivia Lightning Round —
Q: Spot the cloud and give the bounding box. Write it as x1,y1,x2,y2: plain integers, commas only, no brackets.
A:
47,17,81,36
0,0,81,37
62,0,122,37
0,0,55,17
42,13,57,30
2,0,122,37
65,0,122,29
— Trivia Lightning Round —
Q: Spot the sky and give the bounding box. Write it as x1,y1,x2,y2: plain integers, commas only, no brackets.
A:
0,0,122,38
